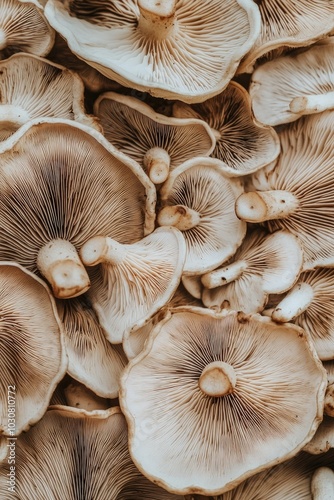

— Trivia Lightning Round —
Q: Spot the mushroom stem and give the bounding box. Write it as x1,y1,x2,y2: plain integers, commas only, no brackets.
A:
199,361,237,397
324,383,334,417
37,239,90,299
143,147,170,184
235,190,299,222
138,0,177,37
0,104,30,128
80,236,126,266
201,260,247,289
271,283,314,323
311,467,334,500
157,205,201,231
290,91,334,115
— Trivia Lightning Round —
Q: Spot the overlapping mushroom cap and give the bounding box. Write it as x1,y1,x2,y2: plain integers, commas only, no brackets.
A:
0,262,67,436
0,119,155,299
0,406,184,498
0,0,54,60
235,111,334,270
44,0,260,102
120,309,326,495
94,92,215,184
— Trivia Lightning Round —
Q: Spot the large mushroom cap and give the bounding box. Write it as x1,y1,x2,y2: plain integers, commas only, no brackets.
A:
121,309,326,495
44,0,260,102
0,262,67,436
0,119,155,298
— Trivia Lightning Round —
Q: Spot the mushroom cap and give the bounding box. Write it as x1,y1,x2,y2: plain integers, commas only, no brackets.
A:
0,118,155,287
94,91,215,178
44,0,260,102
0,406,183,498
0,53,99,143
239,0,334,73
120,309,326,495
0,0,55,60
0,262,67,436
57,295,127,398
173,82,280,176
158,157,246,274
202,230,303,314
250,44,334,126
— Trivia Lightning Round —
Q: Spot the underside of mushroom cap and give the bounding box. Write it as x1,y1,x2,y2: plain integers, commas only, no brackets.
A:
0,406,183,498
120,309,326,495
250,44,334,126
173,82,280,176
44,0,260,102
0,262,67,436
0,0,55,60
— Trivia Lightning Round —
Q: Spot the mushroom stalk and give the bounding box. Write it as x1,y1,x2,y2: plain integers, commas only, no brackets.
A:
199,361,237,397
80,236,126,266
324,383,334,417
37,239,90,299
0,104,30,127
143,147,170,184
311,467,334,500
201,260,247,289
271,283,314,323
158,205,201,231
235,190,299,222
138,0,177,38
290,91,334,115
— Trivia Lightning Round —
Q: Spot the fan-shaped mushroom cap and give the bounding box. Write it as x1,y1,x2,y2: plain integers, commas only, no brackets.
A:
57,295,127,398
202,230,303,314
239,0,334,73
44,0,260,102
173,82,280,176
0,406,184,498
0,53,99,143
272,268,334,360
0,262,67,436
0,119,155,299
80,227,186,343
235,111,334,271
250,43,334,126
94,92,215,184
158,158,246,275
120,309,326,495
0,0,54,60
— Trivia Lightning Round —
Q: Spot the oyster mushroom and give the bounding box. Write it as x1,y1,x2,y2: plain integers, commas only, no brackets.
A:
173,82,280,176
0,119,155,299
0,262,67,436
120,309,326,495
158,157,246,274
44,0,260,102
94,92,215,184
235,111,334,271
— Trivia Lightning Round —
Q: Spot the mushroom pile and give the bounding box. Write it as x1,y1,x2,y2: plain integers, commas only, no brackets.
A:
0,0,334,498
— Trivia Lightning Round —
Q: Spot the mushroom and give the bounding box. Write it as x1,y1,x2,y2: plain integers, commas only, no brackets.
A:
79,226,186,343
94,92,215,184
235,110,334,271
238,0,334,73
44,0,261,102
0,118,155,298
250,43,334,126
0,406,184,498
201,230,303,314
172,82,280,176
120,309,326,495
158,158,246,274
0,262,67,436
271,268,334,360
0,53,99,143
311,467,334,500
0,0,54,60
57,294,127,398
303,416,334,455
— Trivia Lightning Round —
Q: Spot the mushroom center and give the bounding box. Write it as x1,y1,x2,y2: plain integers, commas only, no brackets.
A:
199,361,237,397
138,0,177,38
143,147,170,184
157,205,201,231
